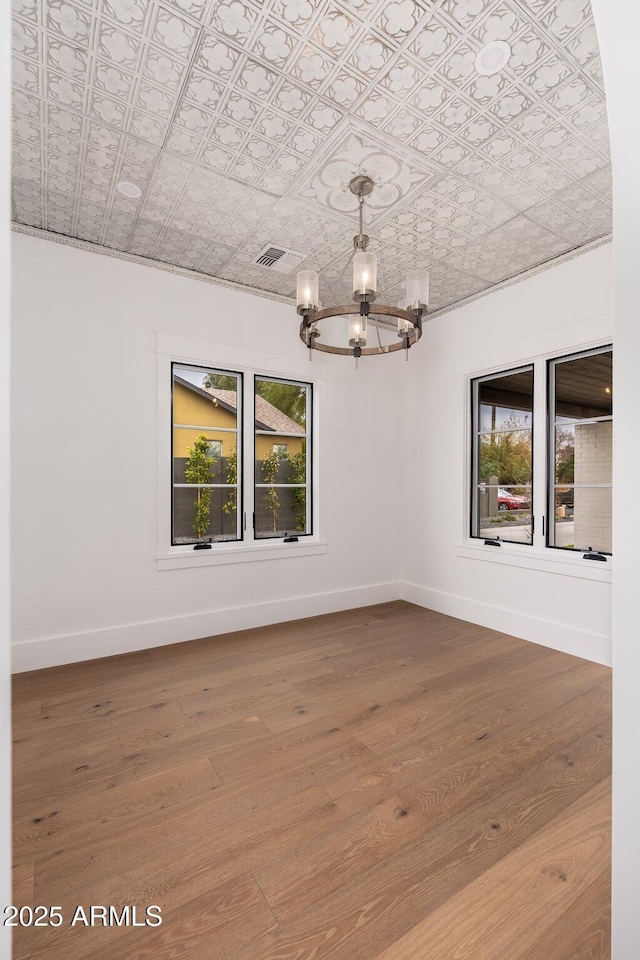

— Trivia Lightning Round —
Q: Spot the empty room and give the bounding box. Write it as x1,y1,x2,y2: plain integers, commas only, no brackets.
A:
2,0,639,957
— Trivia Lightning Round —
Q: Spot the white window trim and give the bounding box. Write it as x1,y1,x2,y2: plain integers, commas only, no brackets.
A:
156,330,328,571
462,337,613,584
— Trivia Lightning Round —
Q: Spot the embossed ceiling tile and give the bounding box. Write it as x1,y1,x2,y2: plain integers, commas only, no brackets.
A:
488,86,532,123
268,0,318,30
471,1,526,42
347,32,394,77
166,128,203,157
128,109,169,144
13,56,43,95
409,76,452,114
379,58,420,97
313,8,360,54
325,71,365,107
378,0,424,41
566,18,598,64
432,140,473,167
121,135,159,164
438,43,479,86
442,0,500,31
584,55,604,87
165,0,210,21
410,14,453,64
13,0,40,25
45,0,92,46
258,169,293,193
410,125,448,153
566,97,606,131
285,127,323,156
522,54,573,97
208,0,261,45
196,34,241,77
134,80,174,119
383,108,422,142
139,45,186,90
290,43,337,88
12,115,40,144
457,115,501,146
45,70,86,111
253,22,299,67
464,71,509,105
102,0,149,32
272,150,305,174
541,0,592,42
437,96,474,131
506,29,552,77
97,21,145,71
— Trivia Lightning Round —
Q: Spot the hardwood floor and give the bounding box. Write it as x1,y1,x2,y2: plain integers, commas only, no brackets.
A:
11,601,611,960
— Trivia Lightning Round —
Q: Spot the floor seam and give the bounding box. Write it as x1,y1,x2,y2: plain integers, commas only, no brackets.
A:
250,869,281,932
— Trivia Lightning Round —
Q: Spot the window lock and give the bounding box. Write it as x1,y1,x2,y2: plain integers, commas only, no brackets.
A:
484,538,501,547
583,548,607,562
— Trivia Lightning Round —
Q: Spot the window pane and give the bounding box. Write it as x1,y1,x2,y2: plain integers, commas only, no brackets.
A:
475,485,533,545
255,378,311,539
254,486,309,539
172,364,241,545
173,486,239,544
548,348,612,553
479,368,533,432
472,367,533,542
552,486,612,554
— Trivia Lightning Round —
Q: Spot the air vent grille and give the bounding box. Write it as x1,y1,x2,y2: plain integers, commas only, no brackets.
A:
252,244,305,274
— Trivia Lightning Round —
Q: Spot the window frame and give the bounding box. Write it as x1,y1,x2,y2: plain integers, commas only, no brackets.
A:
546,344,613,555
470,363,535,546
463,343,612,576
171,361,244,548
254,374,313,541
156,332,327,571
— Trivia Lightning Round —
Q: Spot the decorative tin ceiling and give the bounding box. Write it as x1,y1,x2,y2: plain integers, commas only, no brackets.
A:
11,0,611,313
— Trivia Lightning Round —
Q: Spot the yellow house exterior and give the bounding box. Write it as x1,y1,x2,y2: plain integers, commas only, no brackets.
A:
173,378,304,460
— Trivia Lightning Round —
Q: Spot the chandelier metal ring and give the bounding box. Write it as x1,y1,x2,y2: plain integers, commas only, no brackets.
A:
299,303,423,356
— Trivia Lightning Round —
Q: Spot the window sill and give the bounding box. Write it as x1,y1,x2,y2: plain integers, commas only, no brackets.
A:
456,541,612,583
157,539,328,571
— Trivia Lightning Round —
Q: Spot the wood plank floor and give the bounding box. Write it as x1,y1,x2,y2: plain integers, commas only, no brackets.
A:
11,600,612,960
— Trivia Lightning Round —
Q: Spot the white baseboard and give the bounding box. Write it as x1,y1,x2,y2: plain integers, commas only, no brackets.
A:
11,581,403,673
12,579,611,673
400,581,611,667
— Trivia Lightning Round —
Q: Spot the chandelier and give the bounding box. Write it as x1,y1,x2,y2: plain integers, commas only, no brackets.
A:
296,175,429,364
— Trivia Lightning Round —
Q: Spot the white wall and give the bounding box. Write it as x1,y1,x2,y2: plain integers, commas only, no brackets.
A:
11,232,405,671
401,243,613,666
589,3,640,955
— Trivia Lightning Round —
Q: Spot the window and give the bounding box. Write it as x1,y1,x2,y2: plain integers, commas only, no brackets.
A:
471,366,533,544
255,377,312,540
171,364,313,548
172,364,242,545
548,347,612,554
470,345,613,559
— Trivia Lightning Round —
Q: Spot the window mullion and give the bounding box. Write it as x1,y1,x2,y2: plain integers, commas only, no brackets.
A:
532,358,547,551
244,371,255,545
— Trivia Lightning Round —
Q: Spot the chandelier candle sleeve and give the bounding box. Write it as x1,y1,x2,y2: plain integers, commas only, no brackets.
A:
349,315,367,346
406,271,430,312
353,252,377,302
296,270,319,315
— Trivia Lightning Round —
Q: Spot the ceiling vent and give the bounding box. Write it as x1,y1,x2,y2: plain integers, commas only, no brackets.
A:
252,244,305,273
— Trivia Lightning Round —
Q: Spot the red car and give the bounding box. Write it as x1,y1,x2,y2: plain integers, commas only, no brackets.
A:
498,487,530,511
